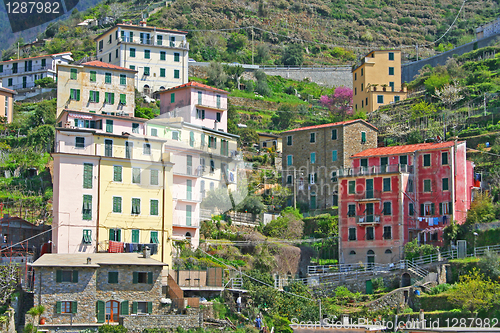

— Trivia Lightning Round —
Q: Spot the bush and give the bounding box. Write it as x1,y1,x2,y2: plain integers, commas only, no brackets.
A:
34,77,56,88
98,325,127,333
427,283,453,295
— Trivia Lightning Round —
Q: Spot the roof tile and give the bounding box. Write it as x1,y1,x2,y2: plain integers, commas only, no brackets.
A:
352,141,461,158
82,60,137,72
159,81,228,94
282,119,378,133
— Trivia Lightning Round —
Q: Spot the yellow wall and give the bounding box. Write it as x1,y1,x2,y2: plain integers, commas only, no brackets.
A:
0,91,14,123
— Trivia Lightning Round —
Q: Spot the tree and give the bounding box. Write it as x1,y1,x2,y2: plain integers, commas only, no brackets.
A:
466,192,495,225
442,220,459,246
0,264,18,305
403,238,438,261
254,70,271,97
478,250,500,282
282,44,304,66
239,128,259,146
448,268,498,313
407,130,424,144
227,33,248,53
237,195,266,215
319,86,353,120
424,73,449,94
434,80,464,108
206,62,228,89
223,64,244,89
255,43,270,64
271,104,294,130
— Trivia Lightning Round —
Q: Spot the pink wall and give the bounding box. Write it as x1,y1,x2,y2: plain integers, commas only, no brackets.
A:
60,112,146,136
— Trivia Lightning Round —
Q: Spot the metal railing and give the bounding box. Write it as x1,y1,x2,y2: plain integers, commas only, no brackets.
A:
356,214,381,224
118,37,189,49
355,190,382,201
172,216,200,228
339,164,414,177
0,65,51,76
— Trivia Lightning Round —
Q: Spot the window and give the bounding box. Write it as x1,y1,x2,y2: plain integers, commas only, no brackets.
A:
130,65,136,70
108,272,119,284
332,150,338,162
310,152,316,164
143,143,151,155
104,139,113,157
144,50,150,59
409,202,414,215
361,132,366,143
210,159,215,173
309,173,317,184
105,72,112,84
287,155,293,166
442,178,449,191
105,92,115,104
348,181,355,194
112,197,122,213
383,178,391,192
331,171,337,182
151,128,158,137
440,202,451,215
83,230,92,244
160,68,165,77
423,154,431,167
217,95,221,108
56,270,78,283
172,131,179,140
399,155,408,165
174,70,180,79
70,68,77,80
383,202,392,215
82,195,92,220
90,71,96,82
361,68,364,76
75,137,85,148
130,48,136,57
157,35,163,45
106,119,113,133
216,112,221,122
424,179,431,192
132,168,141,184
389,82,394,90
354,87,357,95
7,78,12,86
348,227,356,241
56,301,77,314
331,129,337,140
366,227,374,240
160,51,166,60
394,96,400,102
310,133,316,143
144,67,150,76
108,53,112,62
198,91,202,104
442,152,448,165
361,83,364,92
150,200,159,216
347,204,356,217
41,59,46,67
377,95,383,104
133,271,153,284
421,203,435,216
389,67,394,75
287,136,292,145
70,89,80,101
150,231,159,243
131,198,141,215
383,226,392,239
132,229,140,243
83,163,93,189
89,90,99,103
116,49,119,59
113,166,122,182
170,93,175,103
119,74,126,85
150,169,159,185
349,250,356,255
286,175,292,184
388,52,394,60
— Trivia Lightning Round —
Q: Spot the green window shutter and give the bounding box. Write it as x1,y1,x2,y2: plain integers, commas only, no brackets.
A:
120,94,126,105
174,70,180,79
133,272,138,284
420,204,424,216
105,92,109,103
70,68,77,80
121,301,129,315
113,197,121,213
147,301,153,314
160,68,165,77
148,271,153,284
56,270,62,283
76,89,80,101
361,132,366,143
72,301,77,314
56,301,62,314
132,302,138,314
214,137,217,149
150,200,158,216
174,53,180,62
130,48,135,57
96,91,99,103
96,300,105,323
90,71,96,82
105,73,111,84
73,270,79,283
83,163,92,189
132,230,139,243
160,51,166,60
109,229,114,241
120,74,126,85
332,150,337,161
117,229,121,242
171,93,175,103
439,202,443,215
110,93,115,105
114,166,122,182
431,203,435,215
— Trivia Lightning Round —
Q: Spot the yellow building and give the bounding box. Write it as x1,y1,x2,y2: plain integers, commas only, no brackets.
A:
352,50,407,113
0,87,16,123
258,132,282,152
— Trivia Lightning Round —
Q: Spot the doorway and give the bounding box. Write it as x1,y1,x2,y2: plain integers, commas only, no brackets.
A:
106,300,119,323
367,250,375,267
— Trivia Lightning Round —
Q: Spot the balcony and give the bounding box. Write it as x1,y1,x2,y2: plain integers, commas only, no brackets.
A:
0,65,51,77
339,164,413,178
118,37,189,49
357,215,381,225
172,216,200,228
173,166,201,178
355,190,382,201
173,192,202,203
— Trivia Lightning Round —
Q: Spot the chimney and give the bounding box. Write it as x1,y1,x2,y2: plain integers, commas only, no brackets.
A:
143,246,151,258
63,122,71,128
87,257,91,265
139,21,147,27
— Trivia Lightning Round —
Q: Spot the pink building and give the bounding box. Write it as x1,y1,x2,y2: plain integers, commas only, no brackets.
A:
338,141,475,264
159,82,228,131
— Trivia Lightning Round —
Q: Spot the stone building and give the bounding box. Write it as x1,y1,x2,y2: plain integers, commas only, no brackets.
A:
281,119,378,210
31,252,166,330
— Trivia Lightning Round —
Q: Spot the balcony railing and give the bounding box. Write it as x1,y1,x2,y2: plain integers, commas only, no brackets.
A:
339,164,413,177
172,216,200,228
119,37,189,49
354,189,382,201
357,215,381,224
173,192,202,202
8,82,36,90
0,65,51,76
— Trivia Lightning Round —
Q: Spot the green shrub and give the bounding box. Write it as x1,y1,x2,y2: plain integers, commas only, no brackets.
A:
427,283,453,295
98,325,127,333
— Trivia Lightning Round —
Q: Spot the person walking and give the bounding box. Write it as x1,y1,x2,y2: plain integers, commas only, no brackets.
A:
236,294,242,313
255,315,262,330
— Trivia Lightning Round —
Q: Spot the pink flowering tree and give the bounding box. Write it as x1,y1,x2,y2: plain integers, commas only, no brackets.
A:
320,86,353,120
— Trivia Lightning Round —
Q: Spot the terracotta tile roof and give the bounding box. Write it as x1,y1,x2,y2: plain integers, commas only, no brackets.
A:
281,119,378,133
0,87,17,95
0,52,72,63
158,81,228,94
352,141,462,158
82,61,137,72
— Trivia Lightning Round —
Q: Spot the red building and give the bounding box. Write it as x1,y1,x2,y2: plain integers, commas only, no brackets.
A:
338,141,475,264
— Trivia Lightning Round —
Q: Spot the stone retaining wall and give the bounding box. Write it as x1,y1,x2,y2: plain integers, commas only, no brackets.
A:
121,311,202,332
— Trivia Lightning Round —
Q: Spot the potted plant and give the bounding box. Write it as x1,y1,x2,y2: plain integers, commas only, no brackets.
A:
371,84,378,91
27,305,45,327
381,84,388,92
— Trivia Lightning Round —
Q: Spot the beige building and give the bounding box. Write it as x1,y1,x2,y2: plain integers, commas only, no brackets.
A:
281,119,378,210
258,132,282,152
352,50,407,113
95,22,189,96
56,61,137,117
0,87,16,123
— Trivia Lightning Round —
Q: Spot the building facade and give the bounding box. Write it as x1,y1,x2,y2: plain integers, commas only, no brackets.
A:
338,141,474,265
0,52,73,92
476,17,500,39
95,22,189,95
258,132,282,152
281,120,378,210
352,50,407,112
56,61,137,117
0,87,16,123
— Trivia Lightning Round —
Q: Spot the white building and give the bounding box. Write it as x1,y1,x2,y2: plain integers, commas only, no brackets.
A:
94,22,189,96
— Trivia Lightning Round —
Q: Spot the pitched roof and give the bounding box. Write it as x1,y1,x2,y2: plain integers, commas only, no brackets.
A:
31,253,167,267
158,81,228,94
281,119,378,133
82,61,137,72
0,52,72,64
351,141,461,158
95,24,187,40
0,87,17,95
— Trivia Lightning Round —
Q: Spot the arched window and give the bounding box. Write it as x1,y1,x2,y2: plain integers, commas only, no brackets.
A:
349,250,356,255
385,249,392,254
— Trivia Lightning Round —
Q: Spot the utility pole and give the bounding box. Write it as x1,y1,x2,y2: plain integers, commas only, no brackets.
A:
416,43,419,61
484,92,487,116
293,169,297,209
17,42,20,60
251,26,254,66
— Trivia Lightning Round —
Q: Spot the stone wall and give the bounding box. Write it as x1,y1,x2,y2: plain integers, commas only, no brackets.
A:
366,287,412,311
121,310,202,332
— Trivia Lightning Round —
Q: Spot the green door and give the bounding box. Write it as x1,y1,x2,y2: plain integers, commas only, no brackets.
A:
366,280,373,294
22,76,27,88
186,180,192,200
186,205,192,226
310,195,316,209
366,179,373,199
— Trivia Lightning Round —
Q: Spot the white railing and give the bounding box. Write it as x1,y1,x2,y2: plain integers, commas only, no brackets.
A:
339,164,414,177
172,216,200,228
